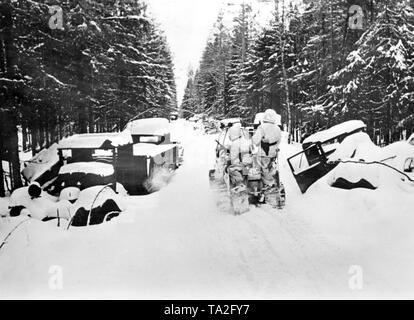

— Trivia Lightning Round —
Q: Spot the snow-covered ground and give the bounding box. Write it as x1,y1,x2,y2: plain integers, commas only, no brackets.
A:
1,120,414,299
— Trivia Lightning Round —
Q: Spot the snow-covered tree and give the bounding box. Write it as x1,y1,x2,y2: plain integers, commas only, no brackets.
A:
0,0,177,192
327,1,414,143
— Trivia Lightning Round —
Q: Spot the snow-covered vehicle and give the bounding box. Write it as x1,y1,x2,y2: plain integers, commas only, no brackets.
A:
288,120,367,193
7,182,127,227
54,118,181,195
21,117,182,197
68,186,126,227
22,143,60,186
47,161,116,196
325,132,414,191
121,118,182,194
49,132,129,196
288,120,414,193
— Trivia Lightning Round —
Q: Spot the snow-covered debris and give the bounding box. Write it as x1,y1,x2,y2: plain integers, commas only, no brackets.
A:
59,162,115,177
7,186,72,221
22,143,60,183
9,186,57,210
71,186,126,212
69,186,126,227
303,120,367,145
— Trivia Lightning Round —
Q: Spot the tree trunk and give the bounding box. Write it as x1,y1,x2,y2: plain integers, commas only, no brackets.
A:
279,0,292,139
0,160,4,197
281,39,291,137
0,113,5,197
22,120,27,151
3,111,22,190
88,107,95,133
31,124,38,156
78,105,88,133
39,122,45,150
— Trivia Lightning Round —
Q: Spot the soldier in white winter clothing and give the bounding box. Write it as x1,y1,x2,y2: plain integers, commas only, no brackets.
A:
227,123,252,187
252,109,282,187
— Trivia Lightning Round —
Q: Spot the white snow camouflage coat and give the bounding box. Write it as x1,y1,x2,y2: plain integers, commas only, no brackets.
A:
252,122,282,158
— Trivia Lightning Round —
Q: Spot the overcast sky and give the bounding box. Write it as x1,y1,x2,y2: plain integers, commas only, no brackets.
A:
147,0,279,106
147,0,223,106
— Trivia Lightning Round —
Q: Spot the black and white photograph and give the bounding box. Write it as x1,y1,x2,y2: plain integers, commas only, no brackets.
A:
0,0,414,302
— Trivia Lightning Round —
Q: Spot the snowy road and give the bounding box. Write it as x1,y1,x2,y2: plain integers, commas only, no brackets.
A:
1,121,414,299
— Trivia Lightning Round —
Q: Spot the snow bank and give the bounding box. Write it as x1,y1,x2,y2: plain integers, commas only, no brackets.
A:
303,120,366,145
59,162,114,177
22,143,60,182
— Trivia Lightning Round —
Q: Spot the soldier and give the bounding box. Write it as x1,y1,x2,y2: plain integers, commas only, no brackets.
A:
227,122,252,190
252,109,282,193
